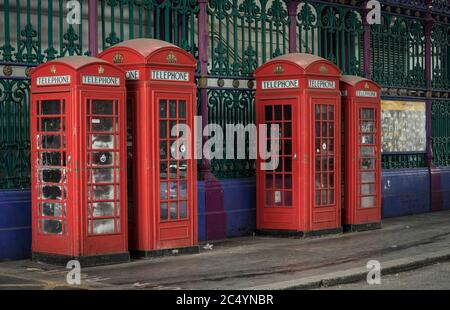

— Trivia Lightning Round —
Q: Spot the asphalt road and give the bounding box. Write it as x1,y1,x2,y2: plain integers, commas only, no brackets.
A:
322,262,450,290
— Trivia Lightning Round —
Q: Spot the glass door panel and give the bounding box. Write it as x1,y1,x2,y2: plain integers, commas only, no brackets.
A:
159,99,189,221
314,104,336,207
86,99,121,235
263,104,293,208
36,99,67,235
359,107,377,209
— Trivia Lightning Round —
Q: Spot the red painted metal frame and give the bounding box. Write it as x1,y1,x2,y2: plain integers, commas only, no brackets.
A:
98,39,198,252
254,53,342,234
30,57,128,258
341,76,382,227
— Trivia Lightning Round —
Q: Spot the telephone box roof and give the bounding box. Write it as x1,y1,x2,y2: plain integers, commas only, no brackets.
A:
113,38,176,58
254,53,341,76
43,56,110,70
341,75,380,89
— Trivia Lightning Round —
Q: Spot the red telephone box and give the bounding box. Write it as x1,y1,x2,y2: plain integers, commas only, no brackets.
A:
30,56,129,265
98,39,198,256
254,53,342,236
341,76,382,232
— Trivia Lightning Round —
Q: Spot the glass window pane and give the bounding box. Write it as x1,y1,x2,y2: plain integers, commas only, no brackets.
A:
159,100,167,118
179,181,187,199
283,105,292,120
361,196,376,208
41,135,62,149
160,162,168,179
92,100,114,115
362,135,375,145
160,121,167,138
265,106,272,121
284,123,292,138
328,105,334,120
92,219,115,234
90,185,114,200
42,219,63,235
41,118,61,132
160,141,168,159
42,169,62,183
179,101,186,118
92,151,114,166
360,146,375,156
42,185,62,200
315,191,321,205
274,191,282,205
284,191,292,206
179,161,187,179
169,182,178,199
92,202,115,217
284,158,292,172
180,202,188,219
361,121,374,133
92,134,114,149
91,168,115,183
92,118,114,132
160,182,168,200
160,203,168,220
275,174,282,189
285,175,292,189
40,152,61,166
361,172,376,183
169,100,177,118
274,105,282,120
362,184,376,195
284,140,292,155
41,100,60,115
42,202,63,217
170,202,178,219
361,158,375,170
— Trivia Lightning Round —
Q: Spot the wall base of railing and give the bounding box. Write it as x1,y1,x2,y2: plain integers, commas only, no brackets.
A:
0,189,31,261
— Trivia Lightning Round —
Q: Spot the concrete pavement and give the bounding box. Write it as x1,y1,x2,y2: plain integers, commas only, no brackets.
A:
1,210,450,290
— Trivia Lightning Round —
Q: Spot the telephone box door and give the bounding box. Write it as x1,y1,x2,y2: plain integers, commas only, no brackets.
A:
156,93,195,249
31,92,72,255
312,97,340,230
257,99,298,231
82,92,127,255
356,104,380,222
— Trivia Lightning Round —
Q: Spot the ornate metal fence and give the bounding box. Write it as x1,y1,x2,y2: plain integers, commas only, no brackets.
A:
371,14,426,90
431,21,449,90
0,0,88,189
296,0,364,76
431,99,450,167
99,0,199,58
2,0,450,187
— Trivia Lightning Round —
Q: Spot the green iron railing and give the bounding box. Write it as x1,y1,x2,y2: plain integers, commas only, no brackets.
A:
1,1,450,188
371,14,426,89
431,21,450,90
0,0,88,63
207,0,289,77
0,0,87,189
296,0,364,76
431,99,450,167
0,78,30,189
206,0,290,178
381,153,427,169
99,0,199,58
